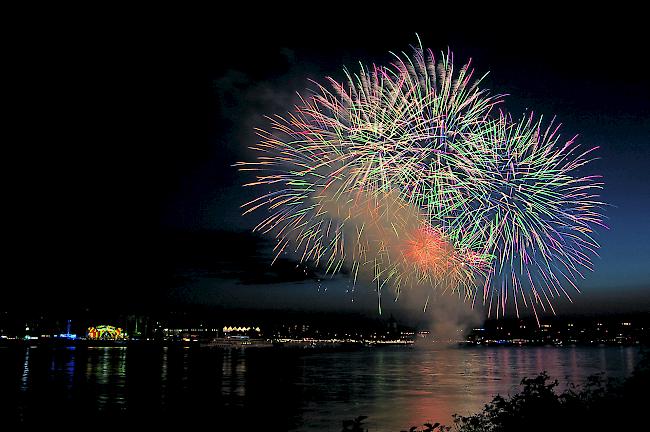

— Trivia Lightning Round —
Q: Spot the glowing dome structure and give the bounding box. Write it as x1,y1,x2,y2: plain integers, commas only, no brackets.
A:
87,325,127,340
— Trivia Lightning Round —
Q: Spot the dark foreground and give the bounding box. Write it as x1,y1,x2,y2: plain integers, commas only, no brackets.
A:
383,349,650,432
0,344,644,430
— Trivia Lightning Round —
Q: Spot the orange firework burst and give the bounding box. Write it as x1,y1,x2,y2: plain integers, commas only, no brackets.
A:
402,226,489,300
404,227,451,273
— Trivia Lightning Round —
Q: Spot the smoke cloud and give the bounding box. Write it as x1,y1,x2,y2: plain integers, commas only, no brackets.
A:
310,184,485,333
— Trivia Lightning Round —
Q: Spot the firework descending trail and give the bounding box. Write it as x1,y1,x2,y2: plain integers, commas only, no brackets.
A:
236,38,605,324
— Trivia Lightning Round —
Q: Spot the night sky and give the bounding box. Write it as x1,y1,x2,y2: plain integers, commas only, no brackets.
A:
9,11,649,318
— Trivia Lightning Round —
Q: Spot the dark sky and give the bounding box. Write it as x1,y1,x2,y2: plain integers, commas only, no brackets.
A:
8,10,649,318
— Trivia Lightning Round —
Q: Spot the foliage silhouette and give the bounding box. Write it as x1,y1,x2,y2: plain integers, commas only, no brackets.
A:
452,349,649,431
343,350,649,432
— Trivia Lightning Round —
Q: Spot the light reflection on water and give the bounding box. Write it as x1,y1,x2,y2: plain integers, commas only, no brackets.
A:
0,344,640,430
222,349,247,400
20,346,30,392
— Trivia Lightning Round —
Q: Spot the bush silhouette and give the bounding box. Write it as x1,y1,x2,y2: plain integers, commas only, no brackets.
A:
343,350,649,432
450,349,649,432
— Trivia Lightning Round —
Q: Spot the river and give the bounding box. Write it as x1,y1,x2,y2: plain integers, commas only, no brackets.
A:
0,343,641,430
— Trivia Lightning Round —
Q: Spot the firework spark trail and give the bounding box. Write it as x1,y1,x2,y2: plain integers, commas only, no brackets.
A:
236,40,604,322
464,113,605,324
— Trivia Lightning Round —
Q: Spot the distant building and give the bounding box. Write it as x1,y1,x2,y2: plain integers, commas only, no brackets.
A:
87,325,127,340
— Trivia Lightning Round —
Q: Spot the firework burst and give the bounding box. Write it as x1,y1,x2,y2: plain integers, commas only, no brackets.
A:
236,40,604,321
466,113,605,322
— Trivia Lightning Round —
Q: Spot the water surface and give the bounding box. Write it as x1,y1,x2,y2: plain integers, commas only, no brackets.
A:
0,344,640,430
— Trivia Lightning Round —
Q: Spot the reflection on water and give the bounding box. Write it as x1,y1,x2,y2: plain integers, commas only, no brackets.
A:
20,346,30,392
0,344,640,430
223,349,247,400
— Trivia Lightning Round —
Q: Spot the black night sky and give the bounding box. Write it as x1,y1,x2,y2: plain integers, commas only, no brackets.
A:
8,10,649,319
